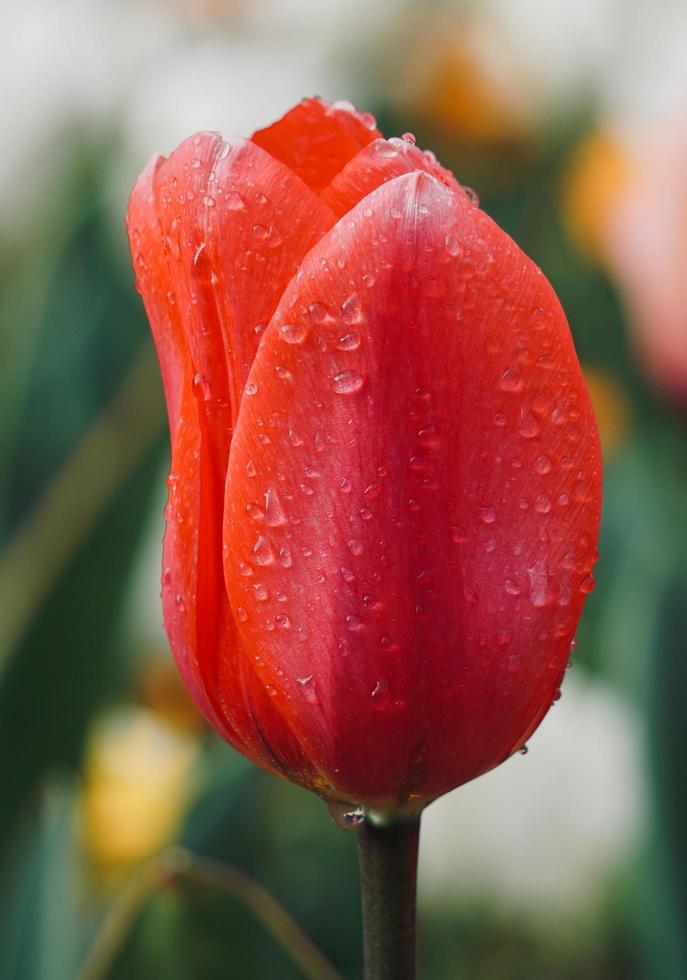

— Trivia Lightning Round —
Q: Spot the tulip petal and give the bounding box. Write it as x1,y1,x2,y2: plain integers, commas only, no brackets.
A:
127,133,337,782
225,172,601,807
320,137,462,218
251,98,381,194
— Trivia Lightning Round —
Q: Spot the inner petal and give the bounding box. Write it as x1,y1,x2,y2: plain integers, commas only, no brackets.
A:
251,97,381,194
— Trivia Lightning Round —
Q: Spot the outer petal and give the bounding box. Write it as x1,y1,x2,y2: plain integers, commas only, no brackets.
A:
127,133,336,783
251,98,381,194
320,137,463,218
224,172,601,808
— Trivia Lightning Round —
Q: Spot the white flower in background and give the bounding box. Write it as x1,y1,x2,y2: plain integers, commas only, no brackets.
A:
1,0,406,233
420,672,644,925
0,0,174,232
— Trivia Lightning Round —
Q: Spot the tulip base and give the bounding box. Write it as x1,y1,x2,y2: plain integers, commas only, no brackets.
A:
356,813,421,980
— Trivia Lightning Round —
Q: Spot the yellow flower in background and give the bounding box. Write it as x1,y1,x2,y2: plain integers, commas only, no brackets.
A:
583,365,632,459
389,12,534,147
560,129,631,265
81,706,199,876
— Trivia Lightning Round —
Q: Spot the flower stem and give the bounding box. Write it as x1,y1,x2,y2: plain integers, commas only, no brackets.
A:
356,814,421,980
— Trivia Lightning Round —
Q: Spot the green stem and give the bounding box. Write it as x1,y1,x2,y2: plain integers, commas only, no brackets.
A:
356,814,421,980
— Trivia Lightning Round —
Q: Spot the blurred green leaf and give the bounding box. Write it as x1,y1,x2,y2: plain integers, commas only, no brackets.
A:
0,153,165,855
640,560,687,980
0,781,80,980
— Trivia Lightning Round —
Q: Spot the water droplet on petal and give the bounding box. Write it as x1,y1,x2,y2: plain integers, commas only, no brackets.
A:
279,322,309,344
499,365,523,392
535,495,552,514
518,408,541,439
192,373,211,401
328,802,364,831
528,559,549,607
335,332,361,351
341,294,363,324
252,535,274,566
445,234,461,256
224,190,245,210
264,487,286,527
333,370,364,394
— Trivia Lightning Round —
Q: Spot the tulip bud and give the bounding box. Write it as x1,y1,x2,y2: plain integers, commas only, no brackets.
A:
127,98,601,816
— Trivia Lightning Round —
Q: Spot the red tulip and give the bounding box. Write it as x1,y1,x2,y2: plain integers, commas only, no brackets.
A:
127,98,601,814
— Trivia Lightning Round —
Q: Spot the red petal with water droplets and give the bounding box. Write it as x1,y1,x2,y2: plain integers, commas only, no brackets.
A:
251,98,381,194
320,137,462,218
224,172,601,808
127,132,336,782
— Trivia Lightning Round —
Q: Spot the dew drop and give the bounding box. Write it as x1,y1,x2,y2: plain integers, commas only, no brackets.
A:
341,294,363,324
252,535,274,566
335,332,361,351
224,190,245,210
535,495,552,514
328,802,364,831
279,322,309,345
528,559,549,607
307,302,329,323
518,407,541,439
264,487,287,527
535,454,552,475
244,382,258,396
333,370,364,394
499,365,523,392
445,234,461,257
417,426,440,449
479,507,496,525
192,372,211,401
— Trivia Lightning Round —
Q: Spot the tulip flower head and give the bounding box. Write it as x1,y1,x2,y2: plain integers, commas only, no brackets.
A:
127,98,601,818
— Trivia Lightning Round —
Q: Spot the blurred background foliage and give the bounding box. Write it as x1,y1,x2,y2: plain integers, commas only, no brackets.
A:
1,0,686,977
